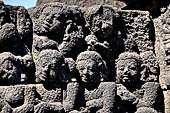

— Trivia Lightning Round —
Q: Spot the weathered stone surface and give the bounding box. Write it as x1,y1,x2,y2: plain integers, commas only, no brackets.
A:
6,5,33,50
0,85,36,113
36,0,126,10
0,0,169,113
118,10,155,53
154,4,170,113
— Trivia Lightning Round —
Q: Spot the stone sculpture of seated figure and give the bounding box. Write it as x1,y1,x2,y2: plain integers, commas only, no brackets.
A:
116,52,162,113
63,51,116,113
34,49,68,113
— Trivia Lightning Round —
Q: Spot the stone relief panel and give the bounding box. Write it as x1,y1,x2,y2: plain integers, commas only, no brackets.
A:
0,1,166,113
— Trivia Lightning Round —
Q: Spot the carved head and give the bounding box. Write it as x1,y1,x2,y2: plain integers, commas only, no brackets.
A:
36,50,65,83
17,7,32,38
34,4,64,35
0,52,22,85
76,51,108,82
84,5,114,38
0,1,7,26
141,51,159,82
116,52,142,83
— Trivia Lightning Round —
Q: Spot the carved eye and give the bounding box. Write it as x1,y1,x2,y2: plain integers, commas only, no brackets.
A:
63,35,70,41
119,67,124,71
78,67,85,71
129,66,136,70
53,14,60,20
6,62,14,70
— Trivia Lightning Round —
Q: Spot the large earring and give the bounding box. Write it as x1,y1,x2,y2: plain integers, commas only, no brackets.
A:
140,64,148,82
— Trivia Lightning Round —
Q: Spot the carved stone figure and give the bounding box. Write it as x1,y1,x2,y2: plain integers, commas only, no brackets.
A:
33,3,65,36
76,51,108,82
34,49,67,113
32,3,65,63
32,4,87,62
5,5,33,50
84,5,125,81
0,1,32,56
16,6,33,50
116,52,162,113
35,49,66,83
0,52,35,85
140,51,159,82
0,23,25,55
63,51,115,113
84,5,114,38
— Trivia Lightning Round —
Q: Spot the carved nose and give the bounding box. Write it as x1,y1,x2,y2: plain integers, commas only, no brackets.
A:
42,66,48,73
83,68,88,75
102,23,107,29
123,67,128,74
46,15,52,23
46,18,50,22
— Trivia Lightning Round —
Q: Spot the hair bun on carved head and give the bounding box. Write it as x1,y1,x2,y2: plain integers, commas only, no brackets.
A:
76,51,103,64
116,52,142,66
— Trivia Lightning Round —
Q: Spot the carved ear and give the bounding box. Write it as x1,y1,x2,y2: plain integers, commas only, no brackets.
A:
97,62,103,75
140,64,148,81
14,56,23,67
97,62,103,69
62,63,66,67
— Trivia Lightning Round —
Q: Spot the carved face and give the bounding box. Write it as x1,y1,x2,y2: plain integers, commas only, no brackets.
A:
17,8,32,36
117,58,139,83
0,9,6,26
0,58,21,84
90,7,113,38
91,15,113,38
76,60,100,82
40,7,63,34
37,51,64,83
39,59,60,82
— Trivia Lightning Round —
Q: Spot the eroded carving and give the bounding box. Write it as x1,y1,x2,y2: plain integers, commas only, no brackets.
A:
0,1,166,113
0,85,36,113
0,52,34,85
116,52,162,113
35,49,66,83
63,51,115,113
